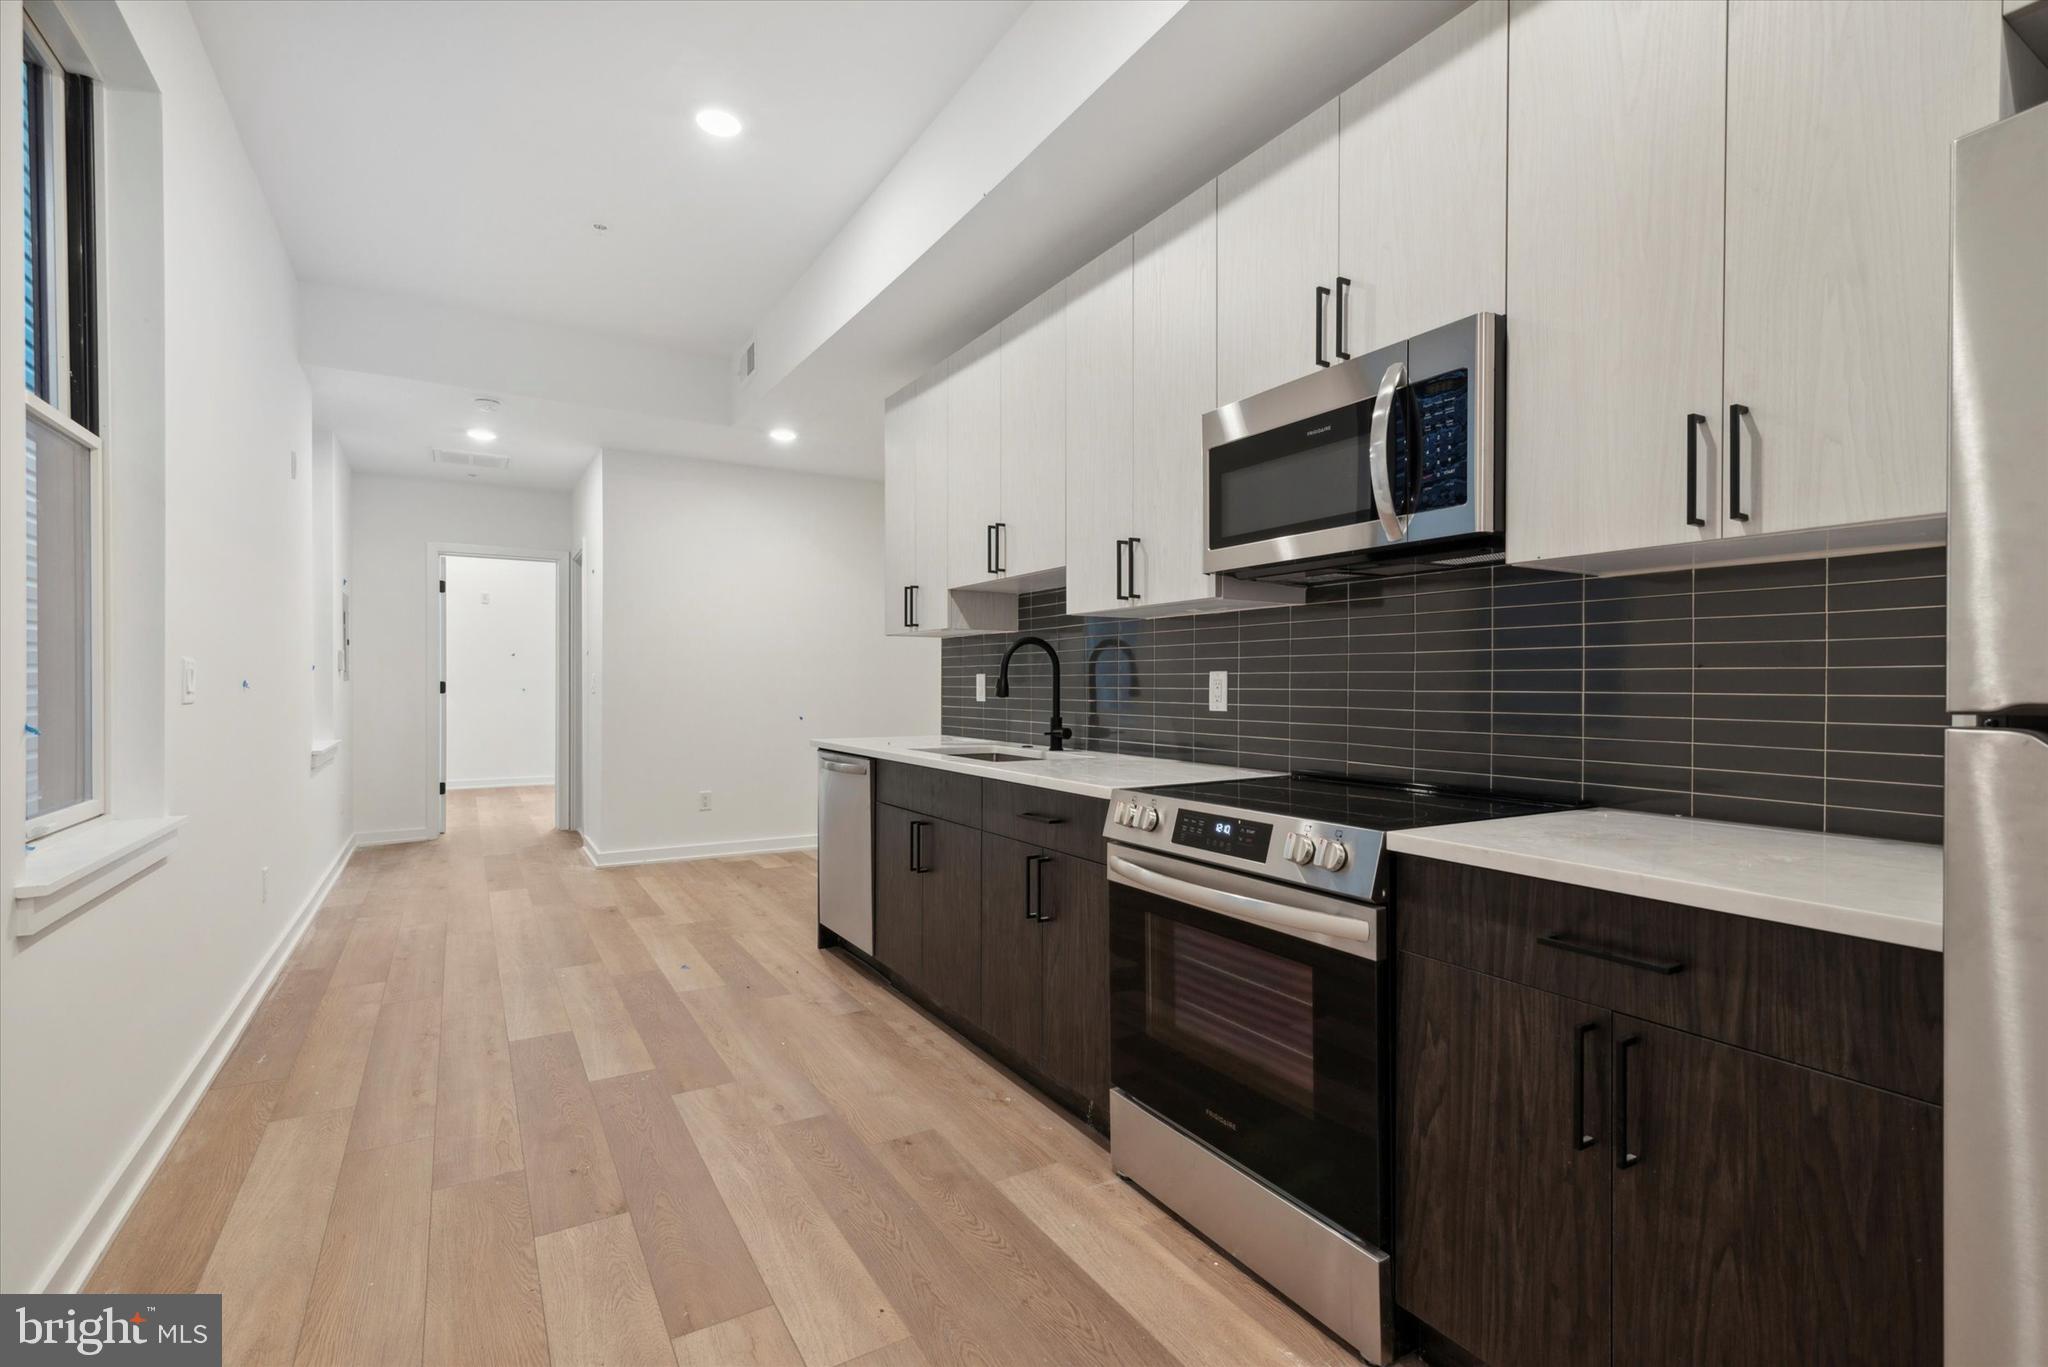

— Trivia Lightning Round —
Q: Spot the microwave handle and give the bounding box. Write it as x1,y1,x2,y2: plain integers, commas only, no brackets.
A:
1367,359,1408,542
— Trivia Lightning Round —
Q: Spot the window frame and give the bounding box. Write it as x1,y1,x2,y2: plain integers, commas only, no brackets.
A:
22,13,106,842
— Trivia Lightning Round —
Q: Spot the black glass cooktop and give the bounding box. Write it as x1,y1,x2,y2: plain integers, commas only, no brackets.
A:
1136,772,1576,834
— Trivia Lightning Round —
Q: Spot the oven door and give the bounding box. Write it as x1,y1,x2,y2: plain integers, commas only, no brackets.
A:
1203,313,1499,576
1108,848,1389,1247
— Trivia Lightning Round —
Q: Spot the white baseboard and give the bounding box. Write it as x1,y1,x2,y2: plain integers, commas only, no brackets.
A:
447,776,553,791
354,826,435,847
581,832,817,869
38,835,357,1293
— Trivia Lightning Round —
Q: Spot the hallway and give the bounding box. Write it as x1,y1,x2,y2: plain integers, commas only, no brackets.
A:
82,788,1350,1367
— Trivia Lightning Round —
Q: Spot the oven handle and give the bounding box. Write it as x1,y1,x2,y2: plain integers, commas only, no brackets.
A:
1366,359,1408,543
1107,852,1378,957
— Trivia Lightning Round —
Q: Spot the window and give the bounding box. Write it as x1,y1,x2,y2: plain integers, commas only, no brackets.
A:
23,16,102,839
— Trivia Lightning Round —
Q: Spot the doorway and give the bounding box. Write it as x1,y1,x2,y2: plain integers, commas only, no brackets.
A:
427,543,572,836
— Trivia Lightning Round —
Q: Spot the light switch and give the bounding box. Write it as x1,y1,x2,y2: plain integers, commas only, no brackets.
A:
1208,670,1228,713
181,657,198,705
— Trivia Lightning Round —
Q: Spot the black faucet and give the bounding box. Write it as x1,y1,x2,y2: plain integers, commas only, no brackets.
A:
995,635,1074,751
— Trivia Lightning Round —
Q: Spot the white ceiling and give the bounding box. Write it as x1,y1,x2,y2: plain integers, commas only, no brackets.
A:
189,0,1026,355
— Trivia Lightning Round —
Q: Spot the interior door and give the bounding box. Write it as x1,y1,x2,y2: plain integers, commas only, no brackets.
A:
1611,1017,1942,1366
435,554,448,836
1394,952,1612,1367
1505,0,1726,565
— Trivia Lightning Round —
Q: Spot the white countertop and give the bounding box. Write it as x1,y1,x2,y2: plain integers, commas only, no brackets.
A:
814,735,1278,800
1388,808,1942,952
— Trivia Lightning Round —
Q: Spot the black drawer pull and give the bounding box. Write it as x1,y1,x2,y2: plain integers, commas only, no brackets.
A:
1615,1034,1641,1170
1026,853,1051,922
1573,1021,1599,1152
1016,811,1066,826
909,820,929,874
1538,931,1684,975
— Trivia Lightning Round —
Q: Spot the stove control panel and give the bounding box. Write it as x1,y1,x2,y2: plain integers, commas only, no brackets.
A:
1171,808,1273,860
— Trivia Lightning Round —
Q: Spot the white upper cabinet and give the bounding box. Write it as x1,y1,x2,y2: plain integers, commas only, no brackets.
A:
1506,0,1728,565
882,382,919,637
1216,101,1341,406
1722,0,1999,538
999,287,1067,582
1337,0,1508,355
945,324,1003,589
1063,238,1135,617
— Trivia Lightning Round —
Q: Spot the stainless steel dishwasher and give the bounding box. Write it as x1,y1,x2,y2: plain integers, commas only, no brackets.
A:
815,751,873,953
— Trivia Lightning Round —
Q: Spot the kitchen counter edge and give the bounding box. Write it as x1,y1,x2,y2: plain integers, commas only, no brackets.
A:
813,736,1279,801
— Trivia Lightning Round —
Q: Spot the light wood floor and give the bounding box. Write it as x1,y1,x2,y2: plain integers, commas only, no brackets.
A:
86,785,1356,1367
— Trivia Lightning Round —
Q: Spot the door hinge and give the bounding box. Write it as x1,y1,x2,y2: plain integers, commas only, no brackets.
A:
439,680,446,694
439,579,446,592
439,781,446,795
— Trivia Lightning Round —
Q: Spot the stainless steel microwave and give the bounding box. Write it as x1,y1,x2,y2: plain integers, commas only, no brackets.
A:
1202,312,1504,584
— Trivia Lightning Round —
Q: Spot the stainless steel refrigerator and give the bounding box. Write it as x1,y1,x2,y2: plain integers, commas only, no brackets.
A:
1946,97,2048,1366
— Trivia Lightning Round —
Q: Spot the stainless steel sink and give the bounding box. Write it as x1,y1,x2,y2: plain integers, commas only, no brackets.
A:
941,750,1043,763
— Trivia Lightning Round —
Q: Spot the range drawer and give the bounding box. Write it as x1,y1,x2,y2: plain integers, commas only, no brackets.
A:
1395,856,1942,1103
874,759,983,825
981,779,1109,864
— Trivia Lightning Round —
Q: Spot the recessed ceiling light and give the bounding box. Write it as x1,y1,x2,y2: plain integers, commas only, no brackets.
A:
768,427,797,444
466,427,498,443
695,107,743,139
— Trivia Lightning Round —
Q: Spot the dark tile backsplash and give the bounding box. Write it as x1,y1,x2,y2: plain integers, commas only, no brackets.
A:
939,546,1948,844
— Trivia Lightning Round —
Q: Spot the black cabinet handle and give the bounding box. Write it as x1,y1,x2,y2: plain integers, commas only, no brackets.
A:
1728,403,1751,522
1314,285,1332,368
1573,1021,1599,1151
1125,537,1140,599
1686,413,1707,528
905,585,920,631
1615,1034,1641,1169
1334,276,1351,361
909,820,928,873
986,524,996,575
993,522,1007,574
1114,539,1129,601
1537,930,1684,975
1029,854,1053,922
902,586,911,630
1016,811,1066,826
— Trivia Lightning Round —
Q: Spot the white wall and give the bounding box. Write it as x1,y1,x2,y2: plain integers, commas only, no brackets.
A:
444,556,555,788
573,458,604,845
1,0,354,1291
348,474,571,839
587,450,937,862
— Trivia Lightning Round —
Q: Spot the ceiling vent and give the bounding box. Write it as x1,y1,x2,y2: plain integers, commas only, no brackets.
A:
431,448,512,471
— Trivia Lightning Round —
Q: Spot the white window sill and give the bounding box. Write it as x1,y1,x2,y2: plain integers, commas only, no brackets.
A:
15,815,186,937
311,738,341,772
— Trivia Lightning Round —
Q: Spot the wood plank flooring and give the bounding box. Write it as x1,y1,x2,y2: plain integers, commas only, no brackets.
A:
86,786,1356,1367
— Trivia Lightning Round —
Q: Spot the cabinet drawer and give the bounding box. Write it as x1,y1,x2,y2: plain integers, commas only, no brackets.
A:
981,780,1108,864
1395,857,1941,1103
874,759,983,825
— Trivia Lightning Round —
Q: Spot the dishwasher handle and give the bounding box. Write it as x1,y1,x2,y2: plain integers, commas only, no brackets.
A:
821,759,869,775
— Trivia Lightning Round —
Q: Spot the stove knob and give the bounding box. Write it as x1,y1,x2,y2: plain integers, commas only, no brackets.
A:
1283,831,1319,866
1316,840,1350,872
1138,805,1161,832
1112,800,1129,826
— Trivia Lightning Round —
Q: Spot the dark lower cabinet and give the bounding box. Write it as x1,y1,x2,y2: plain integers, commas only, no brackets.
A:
874,803,925,986
873,802,978,1016
978,834,1111,1121
1611,1020,1942,1367
1396,949,1943,1366
917,816,982,1020
1395,952,1612,1367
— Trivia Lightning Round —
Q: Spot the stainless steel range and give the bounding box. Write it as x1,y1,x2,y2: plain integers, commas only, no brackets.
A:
1102,774,1571,1364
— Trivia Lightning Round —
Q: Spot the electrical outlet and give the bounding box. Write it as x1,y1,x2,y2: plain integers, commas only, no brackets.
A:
181,657,198,705
1208,670,1229,713
975,673,986,702
698,791,712,812
260,866,270,904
